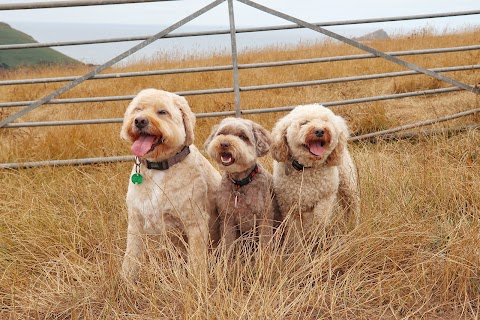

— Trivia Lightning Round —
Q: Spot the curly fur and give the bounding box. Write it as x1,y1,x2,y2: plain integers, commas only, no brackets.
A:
271,104,360,237
120,89,220,281
205,118,279,248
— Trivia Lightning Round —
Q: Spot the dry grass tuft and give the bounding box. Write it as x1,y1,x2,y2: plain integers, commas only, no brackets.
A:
344,102,398,136
1,27,480,318
390,76,445,94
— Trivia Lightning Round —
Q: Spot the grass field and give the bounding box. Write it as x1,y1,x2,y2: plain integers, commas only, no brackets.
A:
1,27,479,319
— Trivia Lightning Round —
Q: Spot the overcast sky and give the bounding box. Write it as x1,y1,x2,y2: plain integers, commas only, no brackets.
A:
0,0,478,28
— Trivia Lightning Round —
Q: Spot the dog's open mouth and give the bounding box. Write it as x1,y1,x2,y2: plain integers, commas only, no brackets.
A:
131,134,163,157
304,140,326,157
220,152,235,166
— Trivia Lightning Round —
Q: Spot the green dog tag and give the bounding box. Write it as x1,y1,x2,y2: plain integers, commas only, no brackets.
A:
131,173,143,185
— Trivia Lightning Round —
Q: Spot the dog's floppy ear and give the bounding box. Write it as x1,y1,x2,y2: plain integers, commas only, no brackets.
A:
119,108,130,141
270,116,290,162
325,115,349,166
251,121,271,157
173,94,195,146
204,124,219,151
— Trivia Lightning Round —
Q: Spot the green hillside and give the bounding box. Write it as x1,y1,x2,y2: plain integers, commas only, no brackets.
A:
0,22,82,69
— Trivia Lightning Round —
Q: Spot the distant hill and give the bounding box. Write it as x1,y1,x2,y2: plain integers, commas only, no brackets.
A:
353,29,390,42
0,22,82,69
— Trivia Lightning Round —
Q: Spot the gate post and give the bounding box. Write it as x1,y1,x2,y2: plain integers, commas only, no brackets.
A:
227,0,241,117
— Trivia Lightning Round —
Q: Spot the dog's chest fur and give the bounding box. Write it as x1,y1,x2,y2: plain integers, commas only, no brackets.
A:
273,162,339,212
127,170,181,233
217,169,273,232
126,150,213,234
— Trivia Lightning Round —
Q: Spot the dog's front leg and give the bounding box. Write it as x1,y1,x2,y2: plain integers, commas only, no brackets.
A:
122,212,144,282
185,217,209,279
338,155,361,225
220,213,237,249
312,194,337,234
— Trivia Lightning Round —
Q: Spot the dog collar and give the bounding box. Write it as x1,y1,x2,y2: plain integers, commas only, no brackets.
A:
131,146,191,185
145,145,191,170
291,159,311,171
229,164,259,189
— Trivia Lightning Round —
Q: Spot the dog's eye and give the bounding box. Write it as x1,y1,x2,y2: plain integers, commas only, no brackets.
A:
157,110,168,115
135,107,142,112
300,120,309,126
239,134,249,141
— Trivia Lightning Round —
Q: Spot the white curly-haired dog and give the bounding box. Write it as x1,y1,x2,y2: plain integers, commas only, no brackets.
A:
120,88,220,281
271,104,360,239
204,118,279,249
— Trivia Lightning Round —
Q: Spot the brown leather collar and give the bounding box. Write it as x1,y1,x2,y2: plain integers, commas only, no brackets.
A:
143,146,190,170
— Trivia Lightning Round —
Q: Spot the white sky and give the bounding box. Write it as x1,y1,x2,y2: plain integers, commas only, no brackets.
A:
0,0,478,28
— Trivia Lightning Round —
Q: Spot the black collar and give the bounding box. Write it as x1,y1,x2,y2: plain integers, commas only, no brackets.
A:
229,164,259,189
292,159,311,171
143,146,190,170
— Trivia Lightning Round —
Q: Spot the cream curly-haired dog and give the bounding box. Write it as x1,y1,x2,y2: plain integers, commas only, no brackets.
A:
120,88,220,281
271,104,360,238
205,118,278,249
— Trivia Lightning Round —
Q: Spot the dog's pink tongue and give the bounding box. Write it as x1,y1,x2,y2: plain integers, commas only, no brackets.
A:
131,135,156,157
309,141,325,156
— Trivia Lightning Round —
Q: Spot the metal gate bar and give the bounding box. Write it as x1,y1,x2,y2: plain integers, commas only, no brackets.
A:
0,0,176,10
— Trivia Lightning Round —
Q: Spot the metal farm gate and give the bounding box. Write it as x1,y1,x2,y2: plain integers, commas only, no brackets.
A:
0,0,479,169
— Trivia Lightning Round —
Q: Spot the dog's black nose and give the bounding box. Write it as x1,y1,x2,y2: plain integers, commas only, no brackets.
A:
314,128,325,137
134,116,149,129
220,141,230,149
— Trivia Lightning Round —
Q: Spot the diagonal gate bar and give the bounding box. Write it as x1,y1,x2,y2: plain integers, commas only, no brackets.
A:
0,0,225,128
238,0,480,95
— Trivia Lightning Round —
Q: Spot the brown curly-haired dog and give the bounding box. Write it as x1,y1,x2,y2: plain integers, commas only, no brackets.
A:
205,118,279,249
271,104,360,239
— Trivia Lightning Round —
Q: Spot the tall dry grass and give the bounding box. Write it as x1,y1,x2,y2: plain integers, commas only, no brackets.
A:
1,27,479,318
